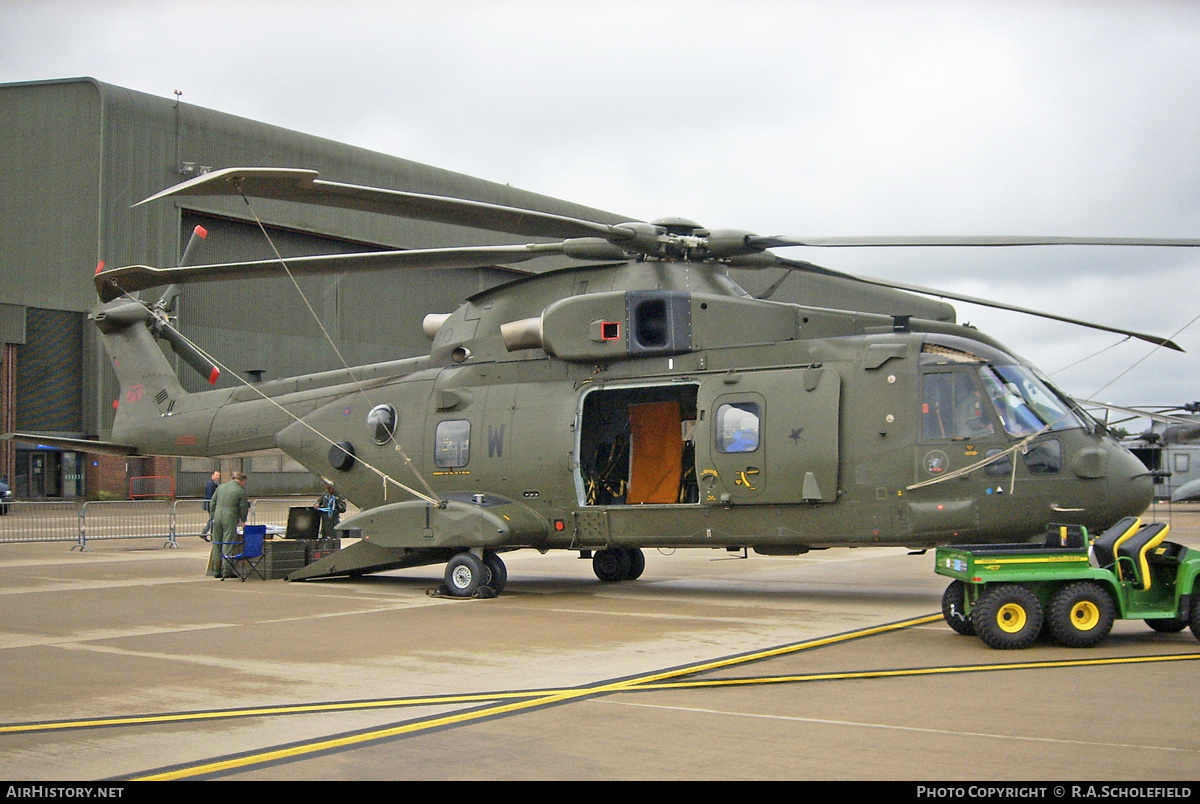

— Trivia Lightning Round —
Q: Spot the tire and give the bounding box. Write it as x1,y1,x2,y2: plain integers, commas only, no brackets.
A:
1047,582,1115,648
1145,617,1188,634
444,552,488,597
971,583,1043,649
1190,594,1200,643
593,548,632,582
483,551,507,595
941,580,976,636
625,548,646,581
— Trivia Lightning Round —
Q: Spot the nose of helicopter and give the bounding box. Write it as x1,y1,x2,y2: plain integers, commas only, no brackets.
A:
1096,441,1155,522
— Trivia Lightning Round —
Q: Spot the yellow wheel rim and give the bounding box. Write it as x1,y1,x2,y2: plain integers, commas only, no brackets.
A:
1070,600,1101,631
996,602,1028,633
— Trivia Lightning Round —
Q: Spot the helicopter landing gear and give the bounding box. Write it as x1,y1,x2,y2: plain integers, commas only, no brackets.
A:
442,550,507,598
483,550,507,595
592,547,645,582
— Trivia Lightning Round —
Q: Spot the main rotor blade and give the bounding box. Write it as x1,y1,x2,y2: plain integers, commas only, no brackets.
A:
750,235,1200,248
95,243,566,301
137,168,636,242
771,256,1183,352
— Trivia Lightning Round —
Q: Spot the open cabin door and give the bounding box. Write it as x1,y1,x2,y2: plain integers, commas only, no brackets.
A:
577,384,699,506
696,367,840,506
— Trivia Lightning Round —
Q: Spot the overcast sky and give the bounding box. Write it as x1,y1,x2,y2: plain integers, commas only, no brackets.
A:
3,0,1199,424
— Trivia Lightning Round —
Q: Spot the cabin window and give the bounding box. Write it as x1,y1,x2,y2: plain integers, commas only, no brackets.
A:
983,448,1013,477
367,404,398,445
922,373,995,441
716,402,760,453
1022,438,1062,475
435,419,471,468
1175,453,1190,474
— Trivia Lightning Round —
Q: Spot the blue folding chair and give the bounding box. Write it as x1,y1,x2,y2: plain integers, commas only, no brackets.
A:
221,524,267,581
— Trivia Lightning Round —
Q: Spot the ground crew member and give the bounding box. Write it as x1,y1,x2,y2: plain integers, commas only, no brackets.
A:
207,472,250,578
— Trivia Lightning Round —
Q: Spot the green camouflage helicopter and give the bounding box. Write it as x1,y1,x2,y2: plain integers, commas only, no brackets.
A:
60,168,1200,595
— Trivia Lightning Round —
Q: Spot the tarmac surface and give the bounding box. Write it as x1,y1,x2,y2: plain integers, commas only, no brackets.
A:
1,501,1198,781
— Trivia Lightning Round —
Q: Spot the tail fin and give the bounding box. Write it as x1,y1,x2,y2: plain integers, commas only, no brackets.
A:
90,299,189,443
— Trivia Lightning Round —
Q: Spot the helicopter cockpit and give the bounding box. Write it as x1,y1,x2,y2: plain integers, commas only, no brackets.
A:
919,337,1087,439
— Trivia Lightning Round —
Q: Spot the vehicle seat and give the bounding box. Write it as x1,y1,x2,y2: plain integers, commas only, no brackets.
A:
1091,516,1140,568
1146,540,1186,565
1115,522,1169,591
1043,524,1087,549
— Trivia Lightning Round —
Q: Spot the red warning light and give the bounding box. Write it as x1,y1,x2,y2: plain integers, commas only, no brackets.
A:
194,225,208,239
553,519,566,531
95,260,106,275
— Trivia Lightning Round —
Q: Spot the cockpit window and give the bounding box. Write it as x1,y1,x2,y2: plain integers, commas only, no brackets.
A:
978,365,1083,436
922,373,996,440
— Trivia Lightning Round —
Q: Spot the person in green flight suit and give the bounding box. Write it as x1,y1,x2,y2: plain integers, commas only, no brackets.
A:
207,471,250,578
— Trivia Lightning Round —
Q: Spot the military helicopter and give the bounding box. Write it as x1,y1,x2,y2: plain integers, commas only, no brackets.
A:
50,168,1200,595
1096,401,1200,502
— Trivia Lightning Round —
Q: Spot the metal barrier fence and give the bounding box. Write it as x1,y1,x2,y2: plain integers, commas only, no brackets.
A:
0,498,350,551
0,501,84,546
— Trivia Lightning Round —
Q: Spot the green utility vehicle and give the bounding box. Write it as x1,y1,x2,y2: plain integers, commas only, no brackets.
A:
935,517,1200,649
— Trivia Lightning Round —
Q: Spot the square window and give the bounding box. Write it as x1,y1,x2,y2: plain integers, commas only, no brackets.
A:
435,420,471,468
716,402,760,453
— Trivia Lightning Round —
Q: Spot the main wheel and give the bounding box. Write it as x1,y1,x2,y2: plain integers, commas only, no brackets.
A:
1047,581,1115,648
941,580,976,636
592,548,632,582
445,552,488,597
971,584,1043,649
483,551,507,595
1145,617,1187,634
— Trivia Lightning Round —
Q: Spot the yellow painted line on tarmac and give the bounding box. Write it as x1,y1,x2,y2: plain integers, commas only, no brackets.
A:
139,642,1199,780
634,651,1200,690
16,610,1198,782
5,613,939,740
0,691,537,734
129,614,941,780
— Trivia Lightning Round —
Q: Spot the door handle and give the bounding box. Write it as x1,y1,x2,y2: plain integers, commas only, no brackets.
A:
735,467,760,490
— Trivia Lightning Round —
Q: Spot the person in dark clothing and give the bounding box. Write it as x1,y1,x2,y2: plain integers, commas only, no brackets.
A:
201,470,220,540
315,481,346,540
